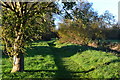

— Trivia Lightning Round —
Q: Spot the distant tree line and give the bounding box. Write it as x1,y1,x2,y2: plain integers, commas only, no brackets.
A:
54,1,120,45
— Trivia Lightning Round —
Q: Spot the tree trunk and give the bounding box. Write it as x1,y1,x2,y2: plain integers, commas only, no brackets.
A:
11,35,24,73
11,53,24,73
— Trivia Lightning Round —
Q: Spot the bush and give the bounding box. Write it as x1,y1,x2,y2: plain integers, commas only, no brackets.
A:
102,28,120,40
57,19,104,45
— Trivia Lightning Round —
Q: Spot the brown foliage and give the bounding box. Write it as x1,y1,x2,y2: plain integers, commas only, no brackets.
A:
57,19,104,45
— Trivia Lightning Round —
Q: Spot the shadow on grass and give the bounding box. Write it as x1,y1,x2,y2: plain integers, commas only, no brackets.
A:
23,58,120,79
2,41,120,79
24,43,120,78
86,45,120,56
25,45,88,78
24,69,95,73
25,45,85,57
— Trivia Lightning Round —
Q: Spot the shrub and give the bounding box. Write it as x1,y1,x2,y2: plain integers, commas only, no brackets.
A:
57,19,104,45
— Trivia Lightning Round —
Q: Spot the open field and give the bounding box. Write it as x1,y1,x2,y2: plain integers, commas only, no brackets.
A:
1,1,120,79
2,40,120,79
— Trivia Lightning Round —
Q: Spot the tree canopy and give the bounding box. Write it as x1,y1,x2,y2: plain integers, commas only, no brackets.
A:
0,1,57,72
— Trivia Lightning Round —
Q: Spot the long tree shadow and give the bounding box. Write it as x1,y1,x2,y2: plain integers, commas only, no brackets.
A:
51,45,82,79
24,42,120,79
85,45,120,56
25,44,87,79
51,45,120,79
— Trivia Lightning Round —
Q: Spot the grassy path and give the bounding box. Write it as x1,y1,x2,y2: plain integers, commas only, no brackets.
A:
2,41,120,79
52,45,90,79
53,54,91,78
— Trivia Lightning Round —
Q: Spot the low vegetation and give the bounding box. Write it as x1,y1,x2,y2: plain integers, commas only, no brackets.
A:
1,1,120,79
2,40,120,79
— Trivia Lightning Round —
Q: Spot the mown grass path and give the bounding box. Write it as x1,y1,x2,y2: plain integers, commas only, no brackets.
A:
2,41,120,79
50,45,91,79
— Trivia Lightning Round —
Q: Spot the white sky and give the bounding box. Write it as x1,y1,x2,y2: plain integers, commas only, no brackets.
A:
87,0,119,22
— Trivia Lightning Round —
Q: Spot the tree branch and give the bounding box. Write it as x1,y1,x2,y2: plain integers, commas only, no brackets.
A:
26,2,38,15
1,2,21,18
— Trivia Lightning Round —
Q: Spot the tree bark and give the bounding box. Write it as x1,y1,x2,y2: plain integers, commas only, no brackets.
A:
11,34,24,73
11,53,24,73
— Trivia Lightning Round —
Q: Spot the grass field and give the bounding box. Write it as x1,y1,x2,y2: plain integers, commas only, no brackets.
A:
2,40,120,79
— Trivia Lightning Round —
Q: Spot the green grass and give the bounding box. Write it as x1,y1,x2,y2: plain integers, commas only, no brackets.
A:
2,40,120,79
0,41,2,80
70,50,120,78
